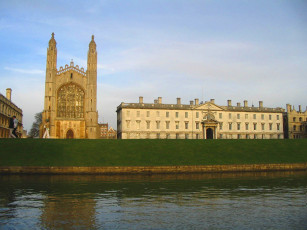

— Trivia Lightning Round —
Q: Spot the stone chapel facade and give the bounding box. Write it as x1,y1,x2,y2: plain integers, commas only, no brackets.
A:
41,33,99,139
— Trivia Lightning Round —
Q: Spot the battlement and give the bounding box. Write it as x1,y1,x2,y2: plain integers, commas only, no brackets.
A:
57,60,86,76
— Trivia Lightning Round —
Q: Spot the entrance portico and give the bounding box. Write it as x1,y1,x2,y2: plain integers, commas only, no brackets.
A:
202,121,218,139
201,107,219,139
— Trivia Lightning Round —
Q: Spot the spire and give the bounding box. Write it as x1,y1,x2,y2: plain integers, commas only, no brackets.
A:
47,32,57,70
89,34,96,50
87,34,97,71
48,32,56,47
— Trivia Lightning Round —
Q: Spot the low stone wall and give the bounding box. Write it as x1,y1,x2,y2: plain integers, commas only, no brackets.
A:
0,163,307,175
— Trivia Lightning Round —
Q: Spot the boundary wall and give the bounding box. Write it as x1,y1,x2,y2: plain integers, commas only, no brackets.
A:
0,163,306,175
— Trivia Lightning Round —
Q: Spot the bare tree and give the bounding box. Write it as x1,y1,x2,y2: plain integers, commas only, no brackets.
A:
29,112,42,138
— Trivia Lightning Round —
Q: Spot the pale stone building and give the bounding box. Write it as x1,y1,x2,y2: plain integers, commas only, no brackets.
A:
0,88,23,138
283,104,307,139
116,97,285,139
41,33,99,139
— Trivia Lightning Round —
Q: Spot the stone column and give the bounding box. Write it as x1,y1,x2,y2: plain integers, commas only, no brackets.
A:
214,127,217,139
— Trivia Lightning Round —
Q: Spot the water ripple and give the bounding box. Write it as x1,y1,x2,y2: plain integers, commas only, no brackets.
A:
0,172,307,229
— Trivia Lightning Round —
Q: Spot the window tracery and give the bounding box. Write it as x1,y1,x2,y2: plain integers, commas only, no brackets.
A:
57,84,84,118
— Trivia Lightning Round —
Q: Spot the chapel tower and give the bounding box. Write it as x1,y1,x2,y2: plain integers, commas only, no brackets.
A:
42,32,57,137
86,35,98,139
41,33,99,139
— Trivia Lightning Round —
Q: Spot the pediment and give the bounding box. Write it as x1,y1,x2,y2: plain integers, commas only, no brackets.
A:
195,102,224,111
202,110,219,122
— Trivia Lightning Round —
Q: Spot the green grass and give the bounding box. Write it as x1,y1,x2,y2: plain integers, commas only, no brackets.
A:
0,139,306,167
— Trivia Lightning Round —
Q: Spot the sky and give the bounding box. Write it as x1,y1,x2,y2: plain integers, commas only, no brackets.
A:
0,0,306,131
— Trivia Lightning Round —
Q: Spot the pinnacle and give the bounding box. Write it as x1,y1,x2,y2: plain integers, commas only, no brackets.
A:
49,32,56,47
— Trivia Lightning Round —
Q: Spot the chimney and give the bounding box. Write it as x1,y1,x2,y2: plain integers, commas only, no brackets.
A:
259,101,263,108
237,102,241,107
244,100,248,107
210,99,215,104
190,100,194,105
195,98,199,105
227,100,232,107
158,97,162,104
139,96,143,104
6,88,12,101
299,105,301,112
177,98,181,105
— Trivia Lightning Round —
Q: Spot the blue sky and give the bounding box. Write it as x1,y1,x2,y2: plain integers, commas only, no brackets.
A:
0,0,306,131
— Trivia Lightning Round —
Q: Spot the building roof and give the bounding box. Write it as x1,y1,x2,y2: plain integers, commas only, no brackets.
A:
0,93,23,113
117,101,284,113
109,127,116,132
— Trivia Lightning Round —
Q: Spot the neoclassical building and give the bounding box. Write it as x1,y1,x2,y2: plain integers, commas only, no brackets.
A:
283,104,307,139
41,33,99,139
0,88,23,138
116,97,285,139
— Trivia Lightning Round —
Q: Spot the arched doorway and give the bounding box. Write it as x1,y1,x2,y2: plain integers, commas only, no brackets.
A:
206,128,213,139
66,129,74,139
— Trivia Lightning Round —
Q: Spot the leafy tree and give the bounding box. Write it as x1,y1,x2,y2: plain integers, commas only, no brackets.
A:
29,112,42,138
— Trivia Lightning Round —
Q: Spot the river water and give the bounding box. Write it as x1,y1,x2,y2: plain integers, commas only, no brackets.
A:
0,171,306,229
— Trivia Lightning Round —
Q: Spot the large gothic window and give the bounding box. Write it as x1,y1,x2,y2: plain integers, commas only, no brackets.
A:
57,84,85,118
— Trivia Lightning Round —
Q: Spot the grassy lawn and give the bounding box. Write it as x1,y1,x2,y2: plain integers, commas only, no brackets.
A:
0,139,306,167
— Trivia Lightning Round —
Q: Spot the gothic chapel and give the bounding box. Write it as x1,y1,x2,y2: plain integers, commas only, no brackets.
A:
41,33,99,139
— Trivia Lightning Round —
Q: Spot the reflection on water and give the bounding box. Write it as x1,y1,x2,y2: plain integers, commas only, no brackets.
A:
0,171,307,229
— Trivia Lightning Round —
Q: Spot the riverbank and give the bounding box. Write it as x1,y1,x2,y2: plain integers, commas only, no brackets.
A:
1,163,307,175
0,139,306,168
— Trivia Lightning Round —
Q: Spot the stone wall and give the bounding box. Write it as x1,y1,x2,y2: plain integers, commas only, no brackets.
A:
1,163,306,175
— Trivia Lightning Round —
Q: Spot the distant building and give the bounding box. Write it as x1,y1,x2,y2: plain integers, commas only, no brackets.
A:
98,123,117,139
0,88,23,138
107,127,117,139
99,123,108,138
116,97,285,139
283,104,307,139
41,33,99,139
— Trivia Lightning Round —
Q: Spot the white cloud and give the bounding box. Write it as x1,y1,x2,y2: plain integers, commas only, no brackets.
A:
4,67,44,75
101,40,303,85
1,0,306,131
